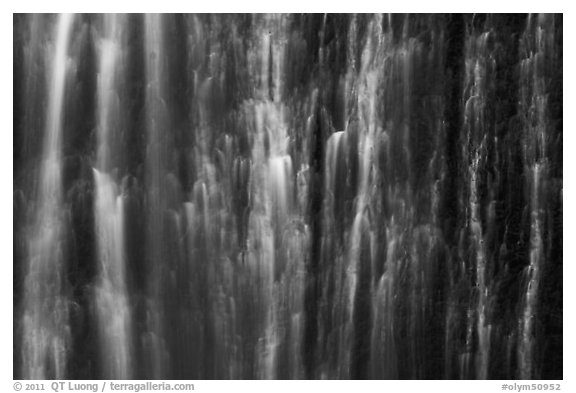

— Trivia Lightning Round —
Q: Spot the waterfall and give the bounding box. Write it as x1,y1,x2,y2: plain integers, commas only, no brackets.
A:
93,14,133,379
13,14,562,380
517,13,560,380
461,28,494,380
20,13,75,380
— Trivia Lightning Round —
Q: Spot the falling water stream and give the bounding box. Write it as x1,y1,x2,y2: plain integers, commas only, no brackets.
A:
14,14,562,380
93,14,132,379
20,13,74,380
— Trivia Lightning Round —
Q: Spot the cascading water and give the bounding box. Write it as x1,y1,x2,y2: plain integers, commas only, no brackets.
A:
13,14,562,380
517,13,561,380
93,14,132,379
19,13,75,380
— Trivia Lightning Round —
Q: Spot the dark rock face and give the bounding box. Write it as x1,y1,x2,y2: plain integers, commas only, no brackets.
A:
13,14,562,380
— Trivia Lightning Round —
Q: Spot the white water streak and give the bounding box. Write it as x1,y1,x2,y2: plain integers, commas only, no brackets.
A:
93,14,133,379
22,13,74,379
